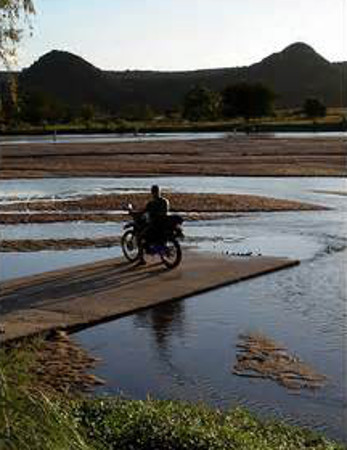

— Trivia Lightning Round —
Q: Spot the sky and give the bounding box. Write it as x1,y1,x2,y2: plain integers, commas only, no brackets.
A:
15,0,347,71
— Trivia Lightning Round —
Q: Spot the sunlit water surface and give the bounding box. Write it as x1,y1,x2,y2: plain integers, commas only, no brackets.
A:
1,131,347,145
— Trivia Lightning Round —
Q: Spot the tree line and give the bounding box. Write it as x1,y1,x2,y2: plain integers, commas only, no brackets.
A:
183,83,275,122
182,84,327,122
0,82,99,126
0,79,328,127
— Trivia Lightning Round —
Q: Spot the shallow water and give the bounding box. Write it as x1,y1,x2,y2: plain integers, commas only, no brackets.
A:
1,221,122,241
1,176,346,207
0,131,228,145
1,176,346,441
0,247,121,282
1,131,346,145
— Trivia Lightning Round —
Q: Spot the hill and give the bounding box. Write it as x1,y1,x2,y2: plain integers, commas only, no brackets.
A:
5,42,347,114
19,50,120,112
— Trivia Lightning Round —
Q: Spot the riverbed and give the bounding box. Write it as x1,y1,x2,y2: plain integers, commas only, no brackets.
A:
0,176,346,442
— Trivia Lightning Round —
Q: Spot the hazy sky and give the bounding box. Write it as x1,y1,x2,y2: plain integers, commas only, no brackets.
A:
17,0,346,71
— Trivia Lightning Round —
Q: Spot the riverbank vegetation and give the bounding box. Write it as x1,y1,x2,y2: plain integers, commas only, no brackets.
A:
0,336,344,450
1,61,346,135
1,106,346,136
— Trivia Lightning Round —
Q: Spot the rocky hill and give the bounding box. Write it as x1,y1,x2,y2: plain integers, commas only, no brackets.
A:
8,42,347,114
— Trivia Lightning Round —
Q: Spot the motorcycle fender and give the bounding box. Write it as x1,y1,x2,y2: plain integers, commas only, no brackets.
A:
124,222,134,229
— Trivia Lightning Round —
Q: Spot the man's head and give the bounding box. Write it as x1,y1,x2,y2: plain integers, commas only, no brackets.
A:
151,184,160,198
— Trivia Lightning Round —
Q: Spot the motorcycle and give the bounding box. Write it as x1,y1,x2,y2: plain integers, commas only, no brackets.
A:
121,204,184,269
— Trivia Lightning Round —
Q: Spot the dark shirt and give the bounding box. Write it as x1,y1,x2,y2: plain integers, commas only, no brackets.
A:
145,197,169,222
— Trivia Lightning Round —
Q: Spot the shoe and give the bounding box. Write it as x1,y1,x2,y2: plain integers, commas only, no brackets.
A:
138,259,146,266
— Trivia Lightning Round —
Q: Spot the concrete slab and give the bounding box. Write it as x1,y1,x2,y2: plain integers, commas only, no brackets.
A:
0,251,299,343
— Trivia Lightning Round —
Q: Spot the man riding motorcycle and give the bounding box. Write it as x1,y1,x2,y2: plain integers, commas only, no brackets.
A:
138,184,169,264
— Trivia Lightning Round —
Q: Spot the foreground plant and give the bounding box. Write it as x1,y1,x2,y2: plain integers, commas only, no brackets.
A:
0,369,91,450
0,340,91,449
74,398,344,450
1,339,344,450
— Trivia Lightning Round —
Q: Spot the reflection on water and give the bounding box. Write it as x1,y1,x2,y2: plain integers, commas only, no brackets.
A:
134,302,186,356
76,248,347,442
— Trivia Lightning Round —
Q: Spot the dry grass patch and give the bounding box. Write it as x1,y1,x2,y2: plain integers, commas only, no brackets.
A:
30,331,105,394
233,333,326,391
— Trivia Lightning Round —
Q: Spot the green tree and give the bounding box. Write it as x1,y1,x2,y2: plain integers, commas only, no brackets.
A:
303,98,326,119
0,0,35,66
0,1,35,124
81,103,95,124
20,91,67,124
222,83,275,121
183,85,221,121
0,77,20,123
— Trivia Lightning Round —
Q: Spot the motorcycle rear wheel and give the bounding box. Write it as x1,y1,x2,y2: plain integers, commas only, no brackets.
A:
121,230,139,262
160,238,182,269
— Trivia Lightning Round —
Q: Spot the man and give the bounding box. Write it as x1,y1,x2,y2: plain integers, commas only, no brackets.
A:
145,185,169,223
138,185,169,264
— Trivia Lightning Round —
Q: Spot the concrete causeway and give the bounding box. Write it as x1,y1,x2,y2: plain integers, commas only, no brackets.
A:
0,251,299,343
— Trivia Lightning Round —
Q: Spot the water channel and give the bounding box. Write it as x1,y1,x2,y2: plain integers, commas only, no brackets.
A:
0,176,346,442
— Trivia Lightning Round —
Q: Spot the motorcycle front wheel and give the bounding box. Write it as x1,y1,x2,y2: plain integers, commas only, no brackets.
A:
160,238,182,269
121,230,139,262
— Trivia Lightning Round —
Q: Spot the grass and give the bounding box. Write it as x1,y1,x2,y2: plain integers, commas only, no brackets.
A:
74,398,343,450
0,378,90,450
0,338,345,450
0,340,91,450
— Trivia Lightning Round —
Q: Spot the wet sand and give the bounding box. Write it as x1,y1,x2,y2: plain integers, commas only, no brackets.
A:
1,136,345,178
0,192,324,224
1,237,122,252
313,190,347,196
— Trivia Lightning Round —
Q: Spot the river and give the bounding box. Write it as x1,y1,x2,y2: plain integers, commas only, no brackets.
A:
0,176,346,442
1,131,347,146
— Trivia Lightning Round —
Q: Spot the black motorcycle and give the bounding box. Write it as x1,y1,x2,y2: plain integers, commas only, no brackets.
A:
121,204,184,269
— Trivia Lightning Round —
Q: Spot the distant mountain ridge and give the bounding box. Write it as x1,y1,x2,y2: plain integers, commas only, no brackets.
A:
5,42,347,113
